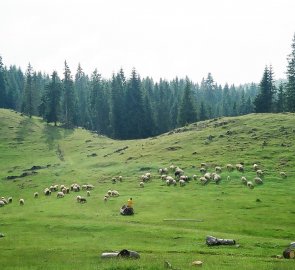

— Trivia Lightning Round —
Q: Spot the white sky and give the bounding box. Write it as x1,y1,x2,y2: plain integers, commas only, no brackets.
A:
1,0,295,85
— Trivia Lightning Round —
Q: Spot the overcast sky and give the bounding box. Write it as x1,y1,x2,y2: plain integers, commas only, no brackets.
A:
1,0,295,85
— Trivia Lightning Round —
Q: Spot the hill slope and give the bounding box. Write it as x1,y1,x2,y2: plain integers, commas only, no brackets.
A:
0,109,295,270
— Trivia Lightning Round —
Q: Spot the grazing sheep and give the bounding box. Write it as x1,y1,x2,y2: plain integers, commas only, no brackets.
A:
111,190,120,197
72,184,80,192
139,181,144,188
236,163,244,172
82,184,88,190
226,164,234,171
254,177,263,185
76,195,82,202
172,179,177,186
199,167,207,173
212,174,221,184
247,181,254,189
103,196,108,202
44,188,51,196
118,176,123,182
1,197,8,204
19,198,25,205
215,166,222,173
166,179,171,186
107,190,112,196
0,201,5,207
57,192,65,198
61,188,67,194
253,163,259,171
199,176,209,185
34,192,39,198
79,197,87,203
280,172,287,178
159,168,168,175
241,176,247,185
204,172,212,180
8,197,12,203
169,165,176,171
86,184,94,190
174,168,184,178
87,191,91,197
180,175,189,181
179,179,186,186
256,169,264,177
141,175,149,182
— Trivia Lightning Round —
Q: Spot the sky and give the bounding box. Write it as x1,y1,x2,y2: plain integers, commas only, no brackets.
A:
1,0,295,85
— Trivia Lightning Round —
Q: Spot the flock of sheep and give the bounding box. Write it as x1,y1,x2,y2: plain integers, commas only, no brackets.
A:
0,163,288,208
0,179,123,208
139,162,288,191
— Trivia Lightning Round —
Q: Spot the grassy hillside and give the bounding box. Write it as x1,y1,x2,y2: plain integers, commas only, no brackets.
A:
0,108,295,270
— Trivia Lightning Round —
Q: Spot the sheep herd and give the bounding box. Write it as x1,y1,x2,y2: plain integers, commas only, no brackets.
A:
0,165,288,209
0,179,122,208
138,162,288,192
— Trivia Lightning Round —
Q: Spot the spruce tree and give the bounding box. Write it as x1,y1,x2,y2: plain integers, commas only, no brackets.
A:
124,69,144,139
177,78,197,126
62,61,76,128
23,63,34,117
44,71,62,126
276,82,285,112
286,33,295,112
0,55,8,108
254,66,275,113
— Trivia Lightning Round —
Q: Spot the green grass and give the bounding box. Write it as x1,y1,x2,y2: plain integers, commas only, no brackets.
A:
0,109,295,269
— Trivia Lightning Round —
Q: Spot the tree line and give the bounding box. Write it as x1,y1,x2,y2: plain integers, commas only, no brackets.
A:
0,33,295,139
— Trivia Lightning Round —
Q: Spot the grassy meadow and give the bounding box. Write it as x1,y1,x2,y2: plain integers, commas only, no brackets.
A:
0,108,295,269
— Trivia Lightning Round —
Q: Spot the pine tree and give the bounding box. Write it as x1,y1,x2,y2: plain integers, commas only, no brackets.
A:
286,33,295,112
62,61,76,128
75,63,91,128
44,71,62,126
177,78,197,126
276,82,285,112
199,100,207,121
23,63,35,117
124,69,144,139
110,70,126,138
254,66,275,113
0,55,8,108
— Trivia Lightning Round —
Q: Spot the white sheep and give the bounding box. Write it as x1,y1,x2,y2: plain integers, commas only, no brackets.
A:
111,190,120,197
226,164,234,171
1,197,8,204
204,172,212,180
241,176,247,185
34,192,39,198
215,166,222,173
236,163,244,172
199,176,209,185
247,181,254,189
212,174,221,184
7,197,12,203
199,167,207,173
139,181,144,188
79,197,87,203
19,198,25,205
76,195,82,202
118,176,123,182
280,172,287,178
44,188,51,196
254,177,263,185
0,200,5,207
179,179,186,186
253,163,259,171
172,179,177,186
103,196,108,202
87,191,91,197
57,192,65,198
256,169,264,177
